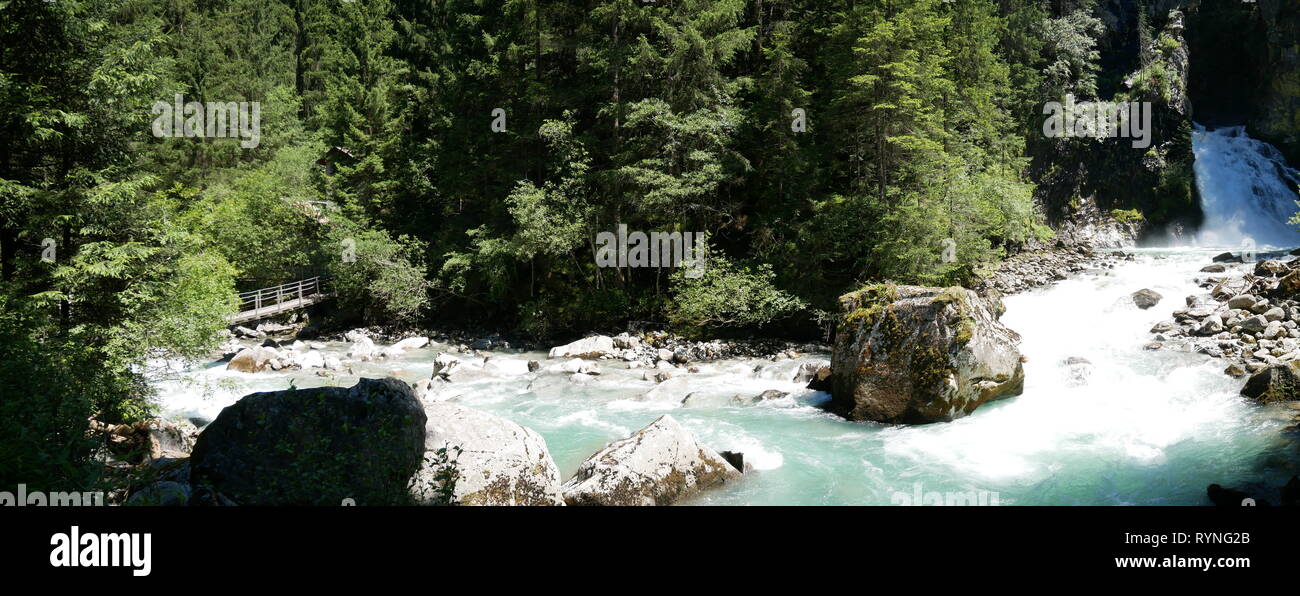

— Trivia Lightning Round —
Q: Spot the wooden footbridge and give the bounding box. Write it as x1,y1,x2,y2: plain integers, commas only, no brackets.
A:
228,276,333,324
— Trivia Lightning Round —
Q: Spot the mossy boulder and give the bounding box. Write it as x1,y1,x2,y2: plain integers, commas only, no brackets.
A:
1240,361,1300,404
189,378,427,505
830,284,1025,424
561,415,742,506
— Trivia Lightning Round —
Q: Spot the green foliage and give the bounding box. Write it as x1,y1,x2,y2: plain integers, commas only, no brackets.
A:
176,144,327,283
1156,33,1181,58
413,445,463,506
667,247,807,335
842,283,899,328
0,296,102,491
327,226,429,326
1110,208,1145,224
1039,1,1105,100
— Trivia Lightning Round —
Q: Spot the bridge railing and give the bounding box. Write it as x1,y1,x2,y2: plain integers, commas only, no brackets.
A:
235,276,326,317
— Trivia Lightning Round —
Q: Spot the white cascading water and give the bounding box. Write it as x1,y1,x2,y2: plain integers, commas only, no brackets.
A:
147,127,1300,505
1192,124,1300,248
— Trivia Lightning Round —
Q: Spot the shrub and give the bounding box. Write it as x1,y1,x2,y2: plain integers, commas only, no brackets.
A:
667,248,806,335
327,227,429,325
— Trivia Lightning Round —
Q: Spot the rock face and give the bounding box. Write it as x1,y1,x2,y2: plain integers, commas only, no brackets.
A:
190,378,427,505
830,285,1025,424
1250,0,1300,164
1053,195,1146,248
547,335,615,359
1240,362,1300,404
412,402,564,506
562,415,741,506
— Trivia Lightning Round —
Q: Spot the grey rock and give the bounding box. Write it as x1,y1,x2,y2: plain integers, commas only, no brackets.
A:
1131,289,1162,309
561,415,741,506
547,336,615,359
1227,294,1258,310
412,402,564,506
1240,315,1270,333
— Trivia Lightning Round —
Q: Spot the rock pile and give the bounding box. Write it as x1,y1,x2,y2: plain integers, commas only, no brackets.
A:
1145,254,1300,373
976,244,1128,295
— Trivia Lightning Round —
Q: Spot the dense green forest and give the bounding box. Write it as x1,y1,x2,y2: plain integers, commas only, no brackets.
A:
2,0,1166,489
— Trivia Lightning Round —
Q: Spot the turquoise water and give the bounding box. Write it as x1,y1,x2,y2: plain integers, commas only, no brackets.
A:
151,250,1300,505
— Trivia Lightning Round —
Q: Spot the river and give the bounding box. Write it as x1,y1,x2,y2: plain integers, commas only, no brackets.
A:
148,126,1300,505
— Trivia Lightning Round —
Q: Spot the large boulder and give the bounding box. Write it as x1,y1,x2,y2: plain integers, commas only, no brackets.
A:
226,347,278,373
411,403,564,506
830,285,1025,424
1240,362,1300,404
547,335,615,359
190,378,427,505
561,415,742,506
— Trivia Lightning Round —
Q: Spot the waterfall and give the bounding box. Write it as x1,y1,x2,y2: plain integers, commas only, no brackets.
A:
1192,124,1300,249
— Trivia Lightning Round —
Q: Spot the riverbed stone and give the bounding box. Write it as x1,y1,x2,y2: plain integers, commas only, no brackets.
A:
226,347,278,373
1227,294,1257,310
348,335,377,361
391,336,430,351
1264,321,1285,340
561,415,741,506
1240,362,1300,404
1240,315,1269,333
830,285,1025,424
1255,260,1288,277
1131,288,1162,309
